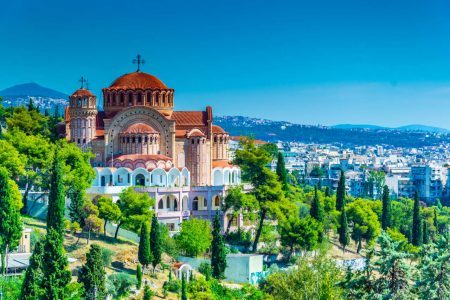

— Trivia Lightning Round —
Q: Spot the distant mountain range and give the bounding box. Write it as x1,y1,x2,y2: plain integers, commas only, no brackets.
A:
333,123,450,134
0,83,68,113
215,116,450,147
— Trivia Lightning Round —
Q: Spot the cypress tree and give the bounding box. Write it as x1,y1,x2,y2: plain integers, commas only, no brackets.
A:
412,191,422,246
434,208,439,234
211,213,227,279
27,98,35,111
381,185,392,230
276,152,288,190
338,206,350,253
150,215,161,272
324,186,331,197
20,241,44,299
138,222,152,270
78,244,106,300
143,285,154,300
136,264,143,290
42,228,71,299
181,273,188,300
422,221,429,244
68,188,86,227
0,167,22,275
336,170,346,211
310,186,324,223
47,151,66,236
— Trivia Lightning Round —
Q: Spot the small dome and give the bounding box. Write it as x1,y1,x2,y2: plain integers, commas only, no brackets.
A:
121,123,158,134
108,72,168,90
71,89,94,97
212,125,226,134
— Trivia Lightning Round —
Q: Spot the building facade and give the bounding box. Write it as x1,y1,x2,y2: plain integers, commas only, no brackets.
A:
65,68,241,230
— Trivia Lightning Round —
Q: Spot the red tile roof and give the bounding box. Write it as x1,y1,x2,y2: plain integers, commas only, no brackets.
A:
112,154,173,162
212,160,234,168
71,89,94,98
212,125,226,134
171,111,208,126
106,72,168,90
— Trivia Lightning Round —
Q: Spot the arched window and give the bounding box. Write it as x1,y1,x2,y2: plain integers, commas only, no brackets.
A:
166,197,171,209
174,199,178,211
192,197,198,211
158,199,164,209
203,197,207,208
214,196,220,207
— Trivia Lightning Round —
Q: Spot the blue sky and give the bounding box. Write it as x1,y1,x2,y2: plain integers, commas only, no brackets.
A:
1,0,450,127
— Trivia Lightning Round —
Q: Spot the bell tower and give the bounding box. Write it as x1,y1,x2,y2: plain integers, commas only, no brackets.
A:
67,77,98,147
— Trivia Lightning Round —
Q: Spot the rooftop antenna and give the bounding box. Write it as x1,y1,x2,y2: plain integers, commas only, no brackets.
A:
133,54,145,72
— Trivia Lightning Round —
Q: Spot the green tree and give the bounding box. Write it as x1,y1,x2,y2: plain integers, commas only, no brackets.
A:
175,219,212,257
233,137,290,252
150,215,162,272
97,196,121,237
412,191,423,246
0,167,22,275
310,186,324,222
78,244,106,300
276,152,288,190
336,170,346,211
263,254,343,299
374,232,413,297
114,187,154,239
143,285,154,300
341,249,376,300
181,273,188,300
381,185,392,230
20,241,44,300
368,170,386,199
222,186,245,235
347,200,381,253
211,213,227,279
279,215,322,259
138,221,152,269
338,206,350,253
82,200,102,244
416,234,450,299
42,228,71,299
0,139,26,178
47,151,66,236
136,264,143,290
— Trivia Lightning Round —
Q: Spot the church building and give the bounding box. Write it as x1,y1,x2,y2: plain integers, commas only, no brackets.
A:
64,58,241,231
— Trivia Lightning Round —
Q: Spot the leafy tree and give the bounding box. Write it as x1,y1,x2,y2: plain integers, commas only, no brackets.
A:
150,214,162,272
198,262,212,281
82,200,102,244
222,186,248,235
416,234,450,299
233,137,290,252
346,200,381,253
338,206,350,253
341,249,376,300
310,165,325,178
0,139,26,178
181,273,188,300
175,219,212,257
279,215,321,259
42,228,71,299
47,151,66,236
138,221,152,269
136,264,143,290
97,196,121,237
143,285,155,300
263,254,343,299
78,244,106,300
310,185,324,222
374,232,413,297
114,187,154,239
276,152,288,190
336,170,346,211
211,213,227,279
381,185,391,230
412,191,423,246
68,189,85,227
4,129,53,214
0,167,22,275
368,170,386,199
106,273,136,299
20,241,44,299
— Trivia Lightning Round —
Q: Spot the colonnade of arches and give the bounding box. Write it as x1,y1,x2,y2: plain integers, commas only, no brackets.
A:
212,167,241,186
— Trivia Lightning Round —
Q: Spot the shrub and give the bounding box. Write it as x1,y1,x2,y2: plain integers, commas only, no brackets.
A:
143,285,155,300
100,246,114,267
198,262,212,281
106,273,137,298
163,279,181,293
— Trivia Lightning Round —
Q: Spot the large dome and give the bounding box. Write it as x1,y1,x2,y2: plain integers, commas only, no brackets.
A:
108,72,168,90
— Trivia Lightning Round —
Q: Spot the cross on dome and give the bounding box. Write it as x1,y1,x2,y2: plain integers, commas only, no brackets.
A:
79,76,87,89
133,54,145,72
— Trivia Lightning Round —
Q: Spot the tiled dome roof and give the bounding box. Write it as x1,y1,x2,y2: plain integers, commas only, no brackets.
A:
121,123,158,134
71,89,94,97
108,72,168,90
